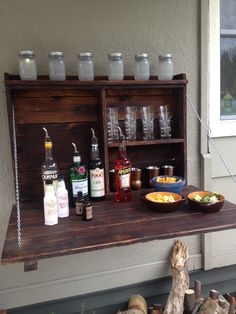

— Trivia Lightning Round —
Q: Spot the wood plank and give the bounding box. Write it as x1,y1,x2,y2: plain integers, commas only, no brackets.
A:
2,186,236,266
14,96,99,124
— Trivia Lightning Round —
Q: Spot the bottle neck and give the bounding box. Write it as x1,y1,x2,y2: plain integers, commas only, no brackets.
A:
91,144,100,160
45,142,53,159
119,142,127,159
45,184,54,193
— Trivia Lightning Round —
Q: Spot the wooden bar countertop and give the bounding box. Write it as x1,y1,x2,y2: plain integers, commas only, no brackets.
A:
2,186,236,270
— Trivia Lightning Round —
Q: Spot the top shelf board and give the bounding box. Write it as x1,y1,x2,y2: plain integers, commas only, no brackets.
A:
4,73,188,90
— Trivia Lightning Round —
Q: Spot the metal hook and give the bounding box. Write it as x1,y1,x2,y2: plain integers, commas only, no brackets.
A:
42,127,49,138
72,142,79,154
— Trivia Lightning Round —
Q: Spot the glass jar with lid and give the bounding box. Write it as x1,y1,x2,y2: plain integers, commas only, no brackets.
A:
48,52,66,81
158,54,173,80
134,53,150,80
19,50,37,80
78,52,94,81
108,53,124,80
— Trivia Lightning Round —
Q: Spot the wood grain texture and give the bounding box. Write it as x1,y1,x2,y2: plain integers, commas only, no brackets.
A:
2,186,236,267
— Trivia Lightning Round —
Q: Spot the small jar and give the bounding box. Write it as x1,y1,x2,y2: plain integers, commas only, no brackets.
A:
48,52,66,81
134,53,150,80
108,52,124,80
19,50,37,80
158,54,173,80
78,52,94,81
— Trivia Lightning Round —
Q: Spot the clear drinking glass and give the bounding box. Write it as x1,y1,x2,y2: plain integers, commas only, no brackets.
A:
141,105,154,141
107,107,119,143
125,106,137,141
159,105,172,138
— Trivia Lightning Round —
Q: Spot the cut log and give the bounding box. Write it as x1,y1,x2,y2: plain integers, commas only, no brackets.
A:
210,289,220,300
184,289,196,313
117,294,148,314
148,304,163,314
198,297,226,314
194,280,202,299
128,294,148,314
164,240,190,314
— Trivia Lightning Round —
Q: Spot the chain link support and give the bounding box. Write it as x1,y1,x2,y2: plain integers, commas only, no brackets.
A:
12,104,22,248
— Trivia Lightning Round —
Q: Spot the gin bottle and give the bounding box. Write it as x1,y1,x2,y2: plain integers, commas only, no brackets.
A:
69,143,88,206
41,127,59,193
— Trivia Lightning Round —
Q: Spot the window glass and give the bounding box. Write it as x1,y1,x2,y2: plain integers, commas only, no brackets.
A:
220,0,236,119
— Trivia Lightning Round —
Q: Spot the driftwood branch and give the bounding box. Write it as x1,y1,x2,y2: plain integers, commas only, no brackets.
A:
164,240,190,314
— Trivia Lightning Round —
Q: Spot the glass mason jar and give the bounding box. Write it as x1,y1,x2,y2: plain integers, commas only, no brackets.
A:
78,52,94,81
158,54,173,80
108,53,124,80
48,52,66,81
134,53,150,80
19,50,37,80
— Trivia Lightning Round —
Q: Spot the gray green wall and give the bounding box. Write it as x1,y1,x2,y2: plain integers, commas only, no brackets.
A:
0,0,200,310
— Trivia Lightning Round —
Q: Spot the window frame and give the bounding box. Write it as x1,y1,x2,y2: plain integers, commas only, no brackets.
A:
209,0,236,137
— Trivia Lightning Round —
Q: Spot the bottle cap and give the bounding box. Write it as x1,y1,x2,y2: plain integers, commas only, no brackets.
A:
45,180,53,185
76,191,83,200
159,54,172,60
49,52,64,57
19,50,35,58
83,194,90,203
57,174,64,181
78,52,93,60
135,53,148,61
108,53,123,61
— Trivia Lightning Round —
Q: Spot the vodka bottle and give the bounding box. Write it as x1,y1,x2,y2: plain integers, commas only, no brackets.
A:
41,127,59,193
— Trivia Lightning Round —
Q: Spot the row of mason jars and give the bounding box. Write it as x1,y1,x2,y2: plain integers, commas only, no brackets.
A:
18,50,174,81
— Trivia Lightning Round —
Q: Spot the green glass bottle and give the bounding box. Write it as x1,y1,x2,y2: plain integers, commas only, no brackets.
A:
69,143,88,206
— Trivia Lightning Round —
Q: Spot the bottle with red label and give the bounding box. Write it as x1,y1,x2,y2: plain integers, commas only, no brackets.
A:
114,126,132,202
69,143,88,206
89,128,105,201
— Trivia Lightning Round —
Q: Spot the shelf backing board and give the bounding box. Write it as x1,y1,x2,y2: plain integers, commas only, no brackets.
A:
4,74,187,203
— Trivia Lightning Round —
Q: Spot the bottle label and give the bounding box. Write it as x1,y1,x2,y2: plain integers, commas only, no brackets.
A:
57,191,69,218
76,201,83,215
90,168,105,197
85,205,93,220
72,179,88,196
117,167,131,189
44,195,58,226
42,171,58,192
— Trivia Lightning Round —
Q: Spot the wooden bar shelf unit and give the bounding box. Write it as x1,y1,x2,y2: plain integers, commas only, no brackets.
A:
2,73,191,270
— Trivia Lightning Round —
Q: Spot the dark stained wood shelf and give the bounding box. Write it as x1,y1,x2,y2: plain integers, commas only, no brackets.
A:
2,185,236,269
108,139,185,147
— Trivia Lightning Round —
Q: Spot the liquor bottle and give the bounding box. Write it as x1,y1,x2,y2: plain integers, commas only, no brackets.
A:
56,175,69,218
89,128,105,201
43,180,58,226
69,142,88,206
82,195,93,221
114,126,132,202
41,127,59,193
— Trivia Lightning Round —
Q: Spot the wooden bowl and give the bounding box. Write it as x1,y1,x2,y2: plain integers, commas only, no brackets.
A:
142,191,186,213
152,176,185,194
187,191,224,213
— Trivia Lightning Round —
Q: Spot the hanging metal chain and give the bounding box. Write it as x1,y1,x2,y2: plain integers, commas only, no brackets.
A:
12,104,22,248
187,95,236,186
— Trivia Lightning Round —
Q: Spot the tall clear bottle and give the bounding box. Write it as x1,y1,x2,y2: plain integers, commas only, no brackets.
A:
41,127,59,193
69,143,88,206
114,127,132,202
89,128,105,201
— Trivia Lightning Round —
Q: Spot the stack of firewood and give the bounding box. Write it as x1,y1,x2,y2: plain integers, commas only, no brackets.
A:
117,240,236,314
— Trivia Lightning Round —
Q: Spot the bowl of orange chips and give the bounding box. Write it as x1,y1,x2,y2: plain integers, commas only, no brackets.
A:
152,175,185,194
142,191,185,212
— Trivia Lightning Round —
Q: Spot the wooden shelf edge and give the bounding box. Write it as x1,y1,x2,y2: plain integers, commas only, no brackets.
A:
108,139,185,147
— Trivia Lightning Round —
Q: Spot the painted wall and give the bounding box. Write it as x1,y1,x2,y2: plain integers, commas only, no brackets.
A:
0,0,200,309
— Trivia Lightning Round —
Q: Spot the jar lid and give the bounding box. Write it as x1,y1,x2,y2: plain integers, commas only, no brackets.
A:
159,54,172,60
48,52,64,57
108,52,123,60
135,53,149,60
19,50,35,57
78,52,93,60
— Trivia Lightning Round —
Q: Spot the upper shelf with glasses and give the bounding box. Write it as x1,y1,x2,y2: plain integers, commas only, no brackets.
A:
5,73,187,201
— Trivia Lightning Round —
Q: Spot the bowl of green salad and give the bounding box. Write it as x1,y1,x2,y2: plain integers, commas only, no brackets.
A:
187,191,224,213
